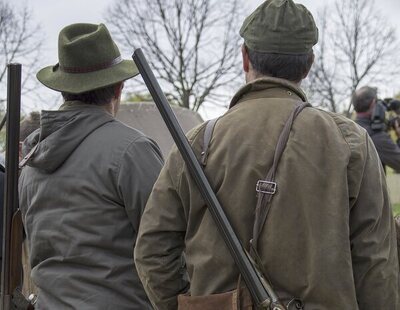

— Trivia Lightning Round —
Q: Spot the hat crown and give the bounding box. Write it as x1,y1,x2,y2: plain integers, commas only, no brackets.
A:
58,23,121,69
240,0,318,54
37,23,138,94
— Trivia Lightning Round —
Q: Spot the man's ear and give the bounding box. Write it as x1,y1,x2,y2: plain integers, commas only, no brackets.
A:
114,82,124,99
369,98,377,112
302,52,315,79
242,45,250,73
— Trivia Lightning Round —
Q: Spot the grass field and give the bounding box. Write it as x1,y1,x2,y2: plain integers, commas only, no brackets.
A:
393,203,400,216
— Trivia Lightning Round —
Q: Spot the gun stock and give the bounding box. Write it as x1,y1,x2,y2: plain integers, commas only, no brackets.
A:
132,48,285,310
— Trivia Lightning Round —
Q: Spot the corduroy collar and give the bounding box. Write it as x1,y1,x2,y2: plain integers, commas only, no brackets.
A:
229,77,308,109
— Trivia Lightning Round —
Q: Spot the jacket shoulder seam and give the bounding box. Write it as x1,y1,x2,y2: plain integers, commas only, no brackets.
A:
317,110,357,154
177,122,208,191
114,135,150,180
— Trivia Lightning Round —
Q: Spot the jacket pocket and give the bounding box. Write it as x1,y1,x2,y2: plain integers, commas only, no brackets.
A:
177,288,304,310
177,287,252,310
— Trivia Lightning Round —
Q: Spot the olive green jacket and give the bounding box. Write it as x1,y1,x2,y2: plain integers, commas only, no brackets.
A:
135,78,399,310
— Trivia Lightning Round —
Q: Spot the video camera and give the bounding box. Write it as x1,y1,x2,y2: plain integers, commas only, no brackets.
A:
370,98,400,132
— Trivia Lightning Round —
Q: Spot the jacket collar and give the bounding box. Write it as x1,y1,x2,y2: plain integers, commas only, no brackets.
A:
355,115,371,126
229,77,308,109
60,100,112,113
22,101,114,173
355,113,371,120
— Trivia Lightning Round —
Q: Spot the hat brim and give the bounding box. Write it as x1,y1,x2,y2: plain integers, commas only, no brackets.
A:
36,59,139,94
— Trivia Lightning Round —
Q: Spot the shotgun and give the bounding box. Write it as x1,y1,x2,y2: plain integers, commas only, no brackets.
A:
1,64,33,310
132,48,285,310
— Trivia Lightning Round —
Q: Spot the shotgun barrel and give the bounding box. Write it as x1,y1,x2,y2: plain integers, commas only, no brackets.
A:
1,64,22,310
133,48,285,310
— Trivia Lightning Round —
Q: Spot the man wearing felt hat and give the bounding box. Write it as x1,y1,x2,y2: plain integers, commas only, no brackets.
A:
134,0,399,309
18,23,163,309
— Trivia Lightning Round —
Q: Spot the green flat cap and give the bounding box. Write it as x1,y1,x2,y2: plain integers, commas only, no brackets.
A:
37,23,138,94
240,0,318,54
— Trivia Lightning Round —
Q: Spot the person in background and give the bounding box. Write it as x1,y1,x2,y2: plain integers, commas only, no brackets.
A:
0,111,40,298
19,112,41,159
352,86,400,172
19,111,41,298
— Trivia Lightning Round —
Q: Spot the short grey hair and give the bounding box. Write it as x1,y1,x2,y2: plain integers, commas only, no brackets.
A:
352,86,378,113
245,44,314,82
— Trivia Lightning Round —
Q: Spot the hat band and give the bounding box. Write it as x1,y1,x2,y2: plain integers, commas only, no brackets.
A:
59,56,123,73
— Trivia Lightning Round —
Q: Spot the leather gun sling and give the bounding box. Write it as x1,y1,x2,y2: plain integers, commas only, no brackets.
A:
201,117,219,166
201,102,310,249
251,102,309,250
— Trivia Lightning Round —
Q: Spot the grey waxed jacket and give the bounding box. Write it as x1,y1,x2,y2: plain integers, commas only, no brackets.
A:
19,101,163,310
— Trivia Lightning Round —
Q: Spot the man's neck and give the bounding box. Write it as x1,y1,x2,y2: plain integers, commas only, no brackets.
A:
62,100,114,116
356,112,371,119
104,103,114,116
246,72,301,87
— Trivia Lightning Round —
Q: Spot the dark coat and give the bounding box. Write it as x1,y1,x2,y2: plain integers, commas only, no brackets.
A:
356,116,400,172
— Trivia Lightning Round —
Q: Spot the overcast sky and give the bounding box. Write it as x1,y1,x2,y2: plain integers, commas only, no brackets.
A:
15,0,400,62
11,0,400,116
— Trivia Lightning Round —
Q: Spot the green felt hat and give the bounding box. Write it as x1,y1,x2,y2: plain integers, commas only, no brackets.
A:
240,0,318,54
37,23,138,94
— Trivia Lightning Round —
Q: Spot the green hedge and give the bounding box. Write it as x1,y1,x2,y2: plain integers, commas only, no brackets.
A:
393,203,400,216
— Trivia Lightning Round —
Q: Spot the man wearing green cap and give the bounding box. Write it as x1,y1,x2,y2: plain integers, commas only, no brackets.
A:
134,0,399,309
18,23,163,309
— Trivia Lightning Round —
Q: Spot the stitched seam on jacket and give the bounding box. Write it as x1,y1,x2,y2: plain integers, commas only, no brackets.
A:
114,135,151,185
176,122,208,193
319,110,369,208
318,110,353,155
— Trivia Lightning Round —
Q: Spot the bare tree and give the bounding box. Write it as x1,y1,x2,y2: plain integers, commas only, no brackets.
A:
0,1,44,111
307,0,398,115
106,0,243,111
306,9,343,113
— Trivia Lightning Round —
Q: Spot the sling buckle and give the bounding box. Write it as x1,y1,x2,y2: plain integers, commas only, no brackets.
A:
256,180,277,195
